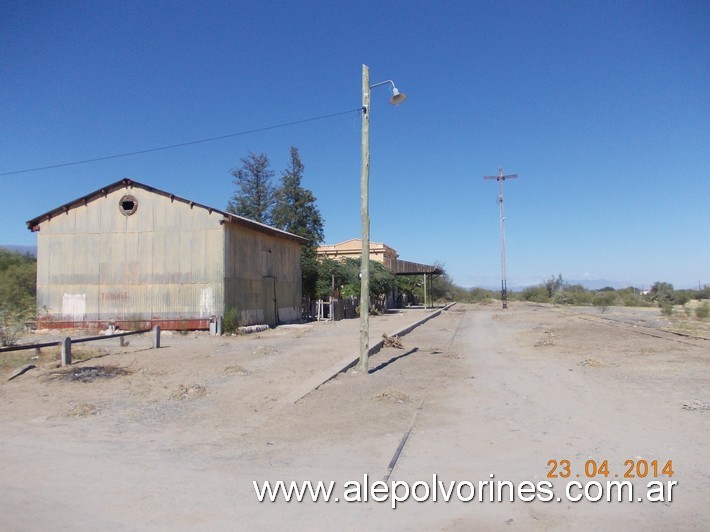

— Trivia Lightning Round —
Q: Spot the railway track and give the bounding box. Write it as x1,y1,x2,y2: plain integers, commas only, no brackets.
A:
567,310,710,349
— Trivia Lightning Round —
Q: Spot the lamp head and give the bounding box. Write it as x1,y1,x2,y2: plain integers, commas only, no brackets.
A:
389,86,407,105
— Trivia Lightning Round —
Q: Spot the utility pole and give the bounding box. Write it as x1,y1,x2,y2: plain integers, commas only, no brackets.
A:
359,65,406,373
484,168,519,309
360,65,371,372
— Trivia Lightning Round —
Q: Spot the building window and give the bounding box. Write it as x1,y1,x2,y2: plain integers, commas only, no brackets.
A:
119,195,138,216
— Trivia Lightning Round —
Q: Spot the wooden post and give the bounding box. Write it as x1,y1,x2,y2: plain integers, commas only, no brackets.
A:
61,337,72,366
423,273,427,309
152,326,161,349
359,63,371,373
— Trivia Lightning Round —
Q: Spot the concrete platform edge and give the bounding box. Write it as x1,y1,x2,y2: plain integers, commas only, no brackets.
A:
286,302,456,404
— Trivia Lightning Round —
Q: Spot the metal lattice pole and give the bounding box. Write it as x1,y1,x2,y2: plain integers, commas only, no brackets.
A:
484,168,519,309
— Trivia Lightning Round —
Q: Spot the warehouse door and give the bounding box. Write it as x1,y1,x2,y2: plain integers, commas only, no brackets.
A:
263,276,277,327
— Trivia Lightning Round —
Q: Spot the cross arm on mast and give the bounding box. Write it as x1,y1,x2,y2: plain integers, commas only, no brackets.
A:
484,169,518,181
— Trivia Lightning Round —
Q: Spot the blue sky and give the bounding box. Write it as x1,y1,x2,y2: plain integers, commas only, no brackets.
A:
1,0,708,289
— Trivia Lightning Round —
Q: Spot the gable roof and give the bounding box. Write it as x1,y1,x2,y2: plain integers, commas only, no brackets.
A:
26,178,307,244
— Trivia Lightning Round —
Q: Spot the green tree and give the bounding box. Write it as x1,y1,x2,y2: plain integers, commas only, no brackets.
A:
300,247,321,300
314,258,348,300
227,152,274,224
0,250,37,345
396,275,423,305
270,147,325,300
369,260,396,302
696,285,710,300
429,263,455,304
544,274,564,298
271,147,324,247
649,282,675,304
314,257,395,304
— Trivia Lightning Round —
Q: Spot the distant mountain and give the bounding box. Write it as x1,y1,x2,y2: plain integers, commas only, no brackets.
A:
0,244,37,257
502,278,631,292
564,279,629,290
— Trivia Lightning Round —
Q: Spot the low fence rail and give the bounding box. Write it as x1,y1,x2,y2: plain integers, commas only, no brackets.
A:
0,327,161,366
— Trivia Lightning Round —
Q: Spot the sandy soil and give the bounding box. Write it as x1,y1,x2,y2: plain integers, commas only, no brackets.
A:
0,303,708,530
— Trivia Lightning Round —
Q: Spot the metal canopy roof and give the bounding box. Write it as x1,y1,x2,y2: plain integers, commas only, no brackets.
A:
392,259,443,276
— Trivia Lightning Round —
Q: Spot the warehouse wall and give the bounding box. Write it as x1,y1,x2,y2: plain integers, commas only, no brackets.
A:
223,222,302,326
35,185,224,327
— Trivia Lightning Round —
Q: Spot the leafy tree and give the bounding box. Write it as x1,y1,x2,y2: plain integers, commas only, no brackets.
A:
369,260,396,301
396,275,423,306
649,282,675,306
314,258,347,300
300,247,321,300
314,257,395,304
395,263,454,306
544,274,564,298
227,152,274,224
429,263,455,304
696,285,710,300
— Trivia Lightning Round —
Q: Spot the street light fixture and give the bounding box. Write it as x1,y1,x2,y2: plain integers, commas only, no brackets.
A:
359,64,407,373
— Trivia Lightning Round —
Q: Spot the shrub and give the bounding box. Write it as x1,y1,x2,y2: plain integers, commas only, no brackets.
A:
0,306,30,346
696,302,710,320
0,250,37,346
223,307,240,334
521,285,549,303
467,287,494,303
593,292,617,313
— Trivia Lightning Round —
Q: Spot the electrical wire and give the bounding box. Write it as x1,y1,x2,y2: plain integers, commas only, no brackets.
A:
1,107,362,176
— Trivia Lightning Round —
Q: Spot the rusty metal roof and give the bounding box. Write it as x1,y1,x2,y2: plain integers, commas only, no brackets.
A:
25,178,308,244
392,259,444,276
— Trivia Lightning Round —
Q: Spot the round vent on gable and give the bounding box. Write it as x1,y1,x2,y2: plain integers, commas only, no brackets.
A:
119,195,138,216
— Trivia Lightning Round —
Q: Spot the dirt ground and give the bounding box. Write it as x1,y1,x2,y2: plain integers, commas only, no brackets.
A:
1,303,708,531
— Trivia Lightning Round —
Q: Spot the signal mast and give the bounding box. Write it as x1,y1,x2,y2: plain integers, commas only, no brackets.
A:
484,168,519,309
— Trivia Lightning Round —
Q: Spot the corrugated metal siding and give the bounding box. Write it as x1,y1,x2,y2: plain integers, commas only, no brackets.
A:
36,186,225,326
34,182,303,329
224,223,302,326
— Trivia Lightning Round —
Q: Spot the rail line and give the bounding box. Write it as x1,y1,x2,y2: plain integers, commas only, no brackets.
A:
567,311,709,349
382,306,469,481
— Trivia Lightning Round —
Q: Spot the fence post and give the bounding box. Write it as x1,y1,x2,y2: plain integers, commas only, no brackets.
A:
61,337,72,366
152,326,161,349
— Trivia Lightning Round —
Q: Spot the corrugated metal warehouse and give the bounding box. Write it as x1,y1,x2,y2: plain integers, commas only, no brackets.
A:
26,179,306,329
